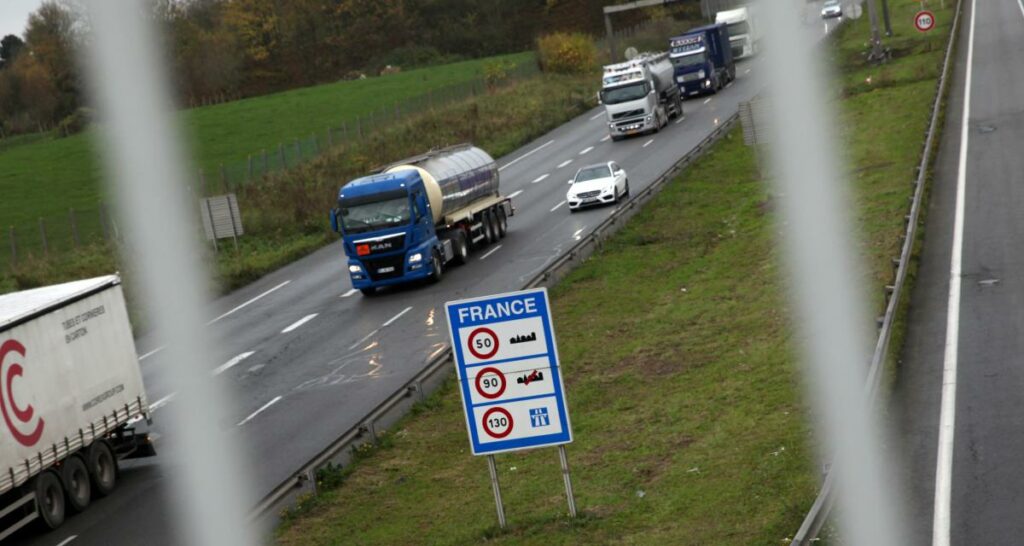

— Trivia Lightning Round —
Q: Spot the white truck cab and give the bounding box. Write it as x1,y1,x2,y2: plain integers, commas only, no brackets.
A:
716,6,760,59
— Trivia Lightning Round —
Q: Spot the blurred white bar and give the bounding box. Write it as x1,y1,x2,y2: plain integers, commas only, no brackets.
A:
79,2,256,545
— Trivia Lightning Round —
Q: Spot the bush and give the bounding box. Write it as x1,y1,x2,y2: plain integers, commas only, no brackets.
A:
483,59,516,89
55,107,92,138
537,32,598,75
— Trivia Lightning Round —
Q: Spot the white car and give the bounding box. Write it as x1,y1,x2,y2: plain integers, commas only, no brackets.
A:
566,162,629,212
821,0,843,18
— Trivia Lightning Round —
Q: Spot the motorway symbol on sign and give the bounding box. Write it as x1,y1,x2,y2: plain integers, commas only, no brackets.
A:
446,288,573,455
914,10,935,32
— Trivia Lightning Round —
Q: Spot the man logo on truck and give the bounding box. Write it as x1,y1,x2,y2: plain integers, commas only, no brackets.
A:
0,339,45,447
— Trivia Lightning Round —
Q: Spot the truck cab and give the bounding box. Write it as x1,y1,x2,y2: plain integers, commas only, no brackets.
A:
716,6,759,59
601,53,682,140
669,24,735,97
330,170,442,294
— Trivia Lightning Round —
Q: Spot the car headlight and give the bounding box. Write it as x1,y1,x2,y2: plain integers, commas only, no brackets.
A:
698,70,706,79
408,252,423,264
348,264,362,273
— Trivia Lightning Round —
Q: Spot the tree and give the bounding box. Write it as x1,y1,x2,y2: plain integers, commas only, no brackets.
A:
0,35,25,69
24,1,79,122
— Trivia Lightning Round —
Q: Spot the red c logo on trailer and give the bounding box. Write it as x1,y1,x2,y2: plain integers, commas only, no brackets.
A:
467,327,499,360
0,339,45,447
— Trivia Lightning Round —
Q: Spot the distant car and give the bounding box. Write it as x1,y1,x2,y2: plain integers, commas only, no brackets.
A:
566,162,629,212
821,0,843,18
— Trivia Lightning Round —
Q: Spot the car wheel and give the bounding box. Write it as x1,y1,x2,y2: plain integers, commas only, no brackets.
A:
624,179,631,197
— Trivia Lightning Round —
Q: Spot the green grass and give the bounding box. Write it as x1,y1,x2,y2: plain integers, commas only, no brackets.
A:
272,2,956,543
0,52,534,232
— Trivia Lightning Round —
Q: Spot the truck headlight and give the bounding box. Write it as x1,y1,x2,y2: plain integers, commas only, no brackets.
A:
348,264,362,273
408,252,423,264
645,115,652,122
698,70,706,79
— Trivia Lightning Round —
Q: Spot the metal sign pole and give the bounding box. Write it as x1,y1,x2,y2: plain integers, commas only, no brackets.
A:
486,455,507,528
558,445,578,518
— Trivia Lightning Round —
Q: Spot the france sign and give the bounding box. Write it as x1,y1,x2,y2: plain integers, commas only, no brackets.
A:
446,288,572,455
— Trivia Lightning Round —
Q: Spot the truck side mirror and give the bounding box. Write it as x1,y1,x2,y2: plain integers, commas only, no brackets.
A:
329,208,340,233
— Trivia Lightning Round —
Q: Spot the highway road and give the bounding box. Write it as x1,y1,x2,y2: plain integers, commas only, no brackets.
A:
7,10,838,546
896,0,1024,543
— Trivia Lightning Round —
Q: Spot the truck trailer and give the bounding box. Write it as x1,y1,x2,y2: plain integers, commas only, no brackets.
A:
600,52,684,141
330,144,514,295
716,6,761,59
0,275,154,539
670,24,736,97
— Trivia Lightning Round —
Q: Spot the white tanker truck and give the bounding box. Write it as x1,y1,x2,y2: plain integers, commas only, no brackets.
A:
600,52,684,141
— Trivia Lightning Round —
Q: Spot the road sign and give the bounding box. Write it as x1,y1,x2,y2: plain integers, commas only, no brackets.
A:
914,10,935,32
446,288,573,455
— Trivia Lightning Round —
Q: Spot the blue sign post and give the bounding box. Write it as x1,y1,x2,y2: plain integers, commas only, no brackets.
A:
446,288,576,526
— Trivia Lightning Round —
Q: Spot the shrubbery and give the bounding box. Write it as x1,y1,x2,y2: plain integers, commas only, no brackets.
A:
537,32,598,75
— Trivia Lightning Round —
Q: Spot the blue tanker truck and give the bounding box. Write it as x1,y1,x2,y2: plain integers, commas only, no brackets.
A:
669,23,735,97
329,144,514,295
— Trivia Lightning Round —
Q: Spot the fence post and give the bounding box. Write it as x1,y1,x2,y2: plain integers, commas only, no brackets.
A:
39,218,48,257
356,117,363,139
342,121,348,141
278,143,286,169
262,149,268,176
247,155,253,182
313,133,319,155
220,164,228,193
69,208,80,248
199,169,207,197
8,226,16,266
395,101,400,120
293,138,301,162
327,127,334,147
99,206,109,241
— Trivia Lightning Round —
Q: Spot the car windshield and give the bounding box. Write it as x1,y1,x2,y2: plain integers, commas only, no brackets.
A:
340,196,410,234
671,50,707,67
727,21,749,35
824,0,840,7
601,82,648,105
575,166,612,182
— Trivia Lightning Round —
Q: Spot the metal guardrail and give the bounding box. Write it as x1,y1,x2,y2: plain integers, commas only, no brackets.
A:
249,112,741,521
788,0,964,542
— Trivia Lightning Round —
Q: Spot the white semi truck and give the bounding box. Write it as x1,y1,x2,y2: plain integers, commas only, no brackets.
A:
716,6,762,59
601,52,684,141
0,275,154,539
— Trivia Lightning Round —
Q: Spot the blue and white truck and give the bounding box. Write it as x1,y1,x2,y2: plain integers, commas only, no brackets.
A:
669,24,736,97
329,144,513,296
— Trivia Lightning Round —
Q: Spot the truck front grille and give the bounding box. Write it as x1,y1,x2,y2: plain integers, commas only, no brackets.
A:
612,109,644,120
363,254,405,281
679,72,703,82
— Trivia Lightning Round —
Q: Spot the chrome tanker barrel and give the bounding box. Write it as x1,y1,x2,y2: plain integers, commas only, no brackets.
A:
383,144,499,224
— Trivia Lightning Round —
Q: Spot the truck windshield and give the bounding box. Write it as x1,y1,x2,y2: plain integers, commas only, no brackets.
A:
671,51,707,67
340,196,411,234
727,21,749,36
601,82,648,105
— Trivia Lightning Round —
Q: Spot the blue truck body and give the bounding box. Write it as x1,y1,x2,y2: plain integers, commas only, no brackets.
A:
669,23,736,97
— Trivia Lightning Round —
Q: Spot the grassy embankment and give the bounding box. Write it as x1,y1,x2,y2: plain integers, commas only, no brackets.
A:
273,2,955,544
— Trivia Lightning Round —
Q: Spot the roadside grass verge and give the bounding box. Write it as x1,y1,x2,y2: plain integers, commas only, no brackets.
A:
0,52,534,231
273,3,955,543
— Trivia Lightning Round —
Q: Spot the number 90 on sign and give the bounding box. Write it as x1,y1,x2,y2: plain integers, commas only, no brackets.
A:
474,367,506,399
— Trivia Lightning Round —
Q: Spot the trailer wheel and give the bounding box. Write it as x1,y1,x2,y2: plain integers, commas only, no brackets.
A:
61,455,92,513
482,211,496,244
429,251,443,283
87,440,118,497
495,208,507,238
452,231,469,265
33,470,65,530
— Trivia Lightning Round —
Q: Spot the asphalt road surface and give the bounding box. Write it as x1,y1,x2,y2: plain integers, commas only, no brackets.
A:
896,0,1024,544
7,11,838,546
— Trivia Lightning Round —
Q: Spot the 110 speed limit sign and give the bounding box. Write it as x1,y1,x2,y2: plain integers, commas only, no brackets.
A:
914,10,935,32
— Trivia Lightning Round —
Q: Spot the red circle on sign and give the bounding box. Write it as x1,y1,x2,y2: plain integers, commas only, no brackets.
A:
467,327,500,360
482,407,514,439
914,10,935,32
475,367,506,399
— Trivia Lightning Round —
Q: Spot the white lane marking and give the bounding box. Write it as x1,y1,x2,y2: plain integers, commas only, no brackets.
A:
532,173,549,184
557,159,573,168
281,313,318,334
208,280,291,324
348,328,380,350
933,0,976,543
550,200,567,212
589,111,605,120
382,306,413,327
745,68,751,74
498,139,554,171
212,351,255,376
508,190,524,199
150,392,177,411
138,346,165,361
55,536,77,546
340,288,357,298
601,135,611,142
479,245,503,261
579,146,594,155
703,98,712,104
428,345,448,361
676,116,686,125
237,396,282,426
726,81,733,89
572,228,585,240
643,139,654,148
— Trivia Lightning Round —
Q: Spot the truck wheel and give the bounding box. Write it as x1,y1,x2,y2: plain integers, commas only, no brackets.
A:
429,251,443,283
482,211,496,244
34,470,65,530
359,287,376,296
61,455,92,513
452,231,469,265
495,208,507,238
87,440,117,497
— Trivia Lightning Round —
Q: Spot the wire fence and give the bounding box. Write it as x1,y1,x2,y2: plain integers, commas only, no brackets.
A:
1,61,541,271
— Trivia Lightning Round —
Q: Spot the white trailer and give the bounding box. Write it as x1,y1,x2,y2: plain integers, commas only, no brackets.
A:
0,275,154,539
